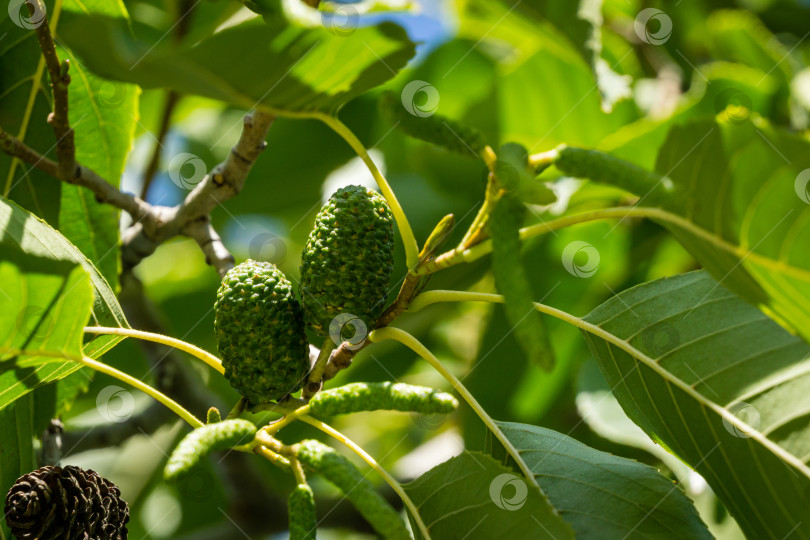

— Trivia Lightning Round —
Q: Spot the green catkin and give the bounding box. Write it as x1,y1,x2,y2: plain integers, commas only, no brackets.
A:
308,382,458,417
553,145,670,197
490,195,555,370
206,407,222,424
380,92,487,156
164,420,257,482
288,484,317,540
296,440,410,540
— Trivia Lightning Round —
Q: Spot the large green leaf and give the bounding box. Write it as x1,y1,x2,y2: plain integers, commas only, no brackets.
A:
58,14,416,115
591,118,810,345
402,451,574,539
0,196,128,360
0,245,91,409
652,119,810,344
492,422,712,539
582,270,810,538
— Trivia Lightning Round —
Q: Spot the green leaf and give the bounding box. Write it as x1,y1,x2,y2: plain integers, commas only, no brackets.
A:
0,395,35,540
706,10,793,84
490,195,554,369
458,1,631,149
586,118,810,345
402,451,575,539
652,119,810,345
0,196,128,360
582,270,810,538
492,421,712,539
0,0,61,225
58,14,416,116
0,245,91,409
518,0,632,110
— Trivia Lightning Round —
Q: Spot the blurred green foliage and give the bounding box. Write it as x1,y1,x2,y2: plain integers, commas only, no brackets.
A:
2,0,809,537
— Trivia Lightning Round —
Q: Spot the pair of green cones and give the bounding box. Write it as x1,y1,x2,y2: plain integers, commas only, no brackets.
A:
214,184,395,404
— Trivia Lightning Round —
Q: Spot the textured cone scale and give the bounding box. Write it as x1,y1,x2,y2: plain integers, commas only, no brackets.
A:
4,465,129,540
214,260,310,403
299,185,395,337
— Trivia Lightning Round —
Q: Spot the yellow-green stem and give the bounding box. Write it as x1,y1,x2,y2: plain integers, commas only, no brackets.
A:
316,113,420,270
304,338,336,397
79,355,203,428
367,327,540,490
84,326,224,374
265,405,311,435
254,445,291,469
297,414,431,540
417,206,646,275
290,456,307,485
1,347,204,428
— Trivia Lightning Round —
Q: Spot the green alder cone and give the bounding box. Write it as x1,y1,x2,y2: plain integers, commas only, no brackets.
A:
308,382,458,417
215,260,310,403
299,186,395,337
288,484,318,540
164,419,257,482
296,440,410,540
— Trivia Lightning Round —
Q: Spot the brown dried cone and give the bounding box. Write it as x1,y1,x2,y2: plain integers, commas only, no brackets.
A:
4,465,129,540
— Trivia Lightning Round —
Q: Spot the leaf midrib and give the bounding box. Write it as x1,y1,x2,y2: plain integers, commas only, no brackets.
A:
550,302,810,480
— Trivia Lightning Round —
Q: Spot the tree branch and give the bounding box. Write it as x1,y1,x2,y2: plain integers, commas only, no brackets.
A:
185,217,236,277
31,0,75,183
121,109,276,271
0,107,275,276
0,127,154,220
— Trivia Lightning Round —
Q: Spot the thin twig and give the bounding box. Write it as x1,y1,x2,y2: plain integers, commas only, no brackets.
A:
141,91,181,199
30,0,75,182
0,126,153,220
